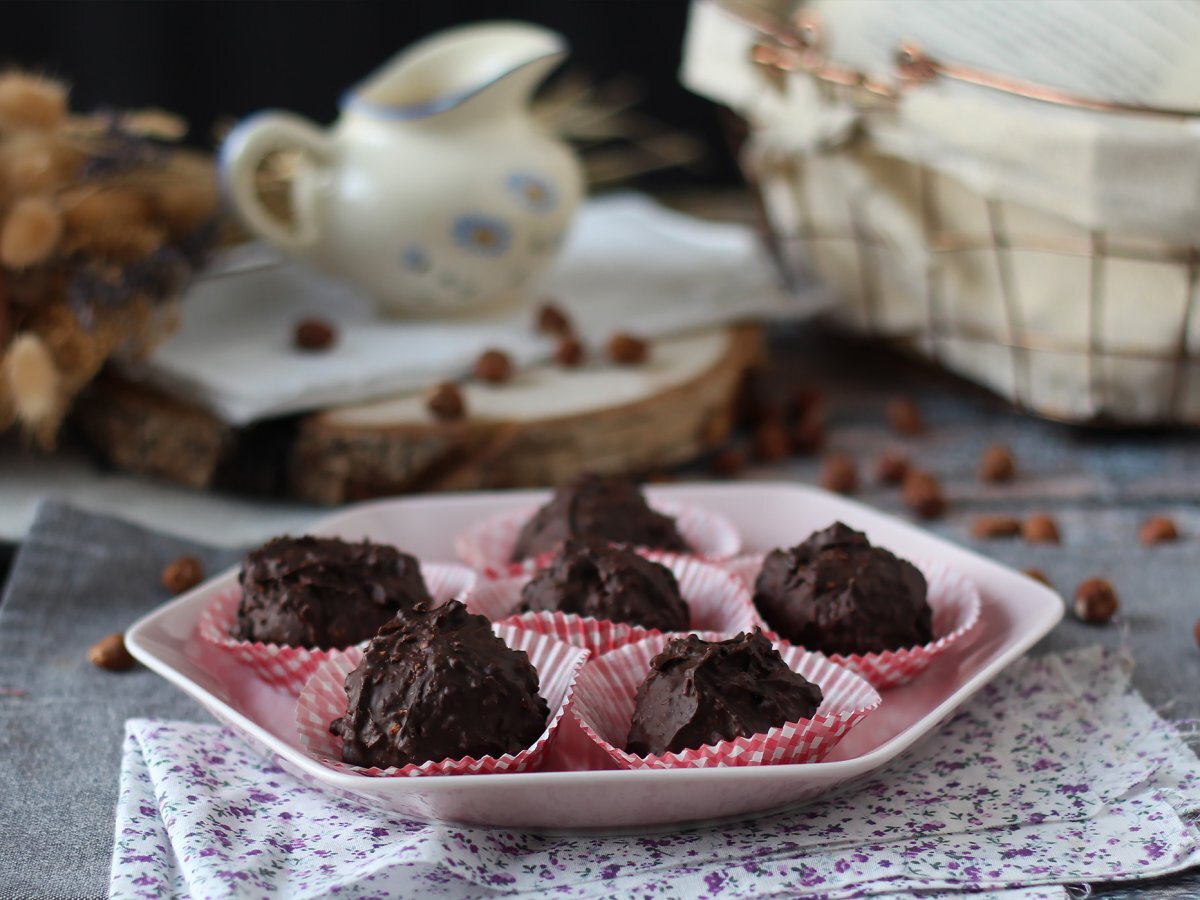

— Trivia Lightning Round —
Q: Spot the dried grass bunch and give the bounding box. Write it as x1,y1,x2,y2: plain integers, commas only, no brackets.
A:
0,71,217,446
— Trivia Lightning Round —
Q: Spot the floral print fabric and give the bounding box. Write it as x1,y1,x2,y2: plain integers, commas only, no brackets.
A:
110,647,1200,899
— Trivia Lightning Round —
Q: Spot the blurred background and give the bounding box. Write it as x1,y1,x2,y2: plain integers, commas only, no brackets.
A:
0,0,742,188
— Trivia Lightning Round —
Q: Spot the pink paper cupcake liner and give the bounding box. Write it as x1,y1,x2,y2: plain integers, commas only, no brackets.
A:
454,499,742,577
462,551,764,657
195,562,478,694
724,554,983,690
570,631,881,770
295,624,589,777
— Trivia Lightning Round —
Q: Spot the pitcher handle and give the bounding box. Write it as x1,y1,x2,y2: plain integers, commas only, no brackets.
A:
219,111,332,253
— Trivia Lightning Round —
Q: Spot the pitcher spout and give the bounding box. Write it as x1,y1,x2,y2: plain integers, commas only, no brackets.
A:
343,21,567,123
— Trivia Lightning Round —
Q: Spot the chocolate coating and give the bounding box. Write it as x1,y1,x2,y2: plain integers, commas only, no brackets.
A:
511,473,690,561
753,522,931,655
519,538,690,632
626,630,823,756
330,600,549,769
233,535,432,650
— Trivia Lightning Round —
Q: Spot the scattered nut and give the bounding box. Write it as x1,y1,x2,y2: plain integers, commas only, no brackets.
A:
607,332,650,365
887,396,924,435
293,317,336,352
88,632,135,671
1023,567,1053,588
902,469,946,519
426,381,466,420
978,444,1016,483
473,348,513,384
1023,514,1060,545
1074,578,1118,624
161,555,203,594
970,514,1021,539
754,421,791,462
819,454,857,494
790,414,825,456
710,447,746,478
875,451,909,485
554,335,585,367
1194,619,1200,648
1139,515,1179,546
536,302,572,335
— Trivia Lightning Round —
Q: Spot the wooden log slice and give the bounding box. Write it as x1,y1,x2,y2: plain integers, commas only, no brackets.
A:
75,324,763,504
291,325,763,503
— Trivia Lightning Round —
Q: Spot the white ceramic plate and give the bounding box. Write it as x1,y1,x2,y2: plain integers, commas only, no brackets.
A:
126,482,1063,831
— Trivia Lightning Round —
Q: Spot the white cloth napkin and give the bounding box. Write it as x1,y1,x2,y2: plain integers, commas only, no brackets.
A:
109,646,1200,899
130,193,826,425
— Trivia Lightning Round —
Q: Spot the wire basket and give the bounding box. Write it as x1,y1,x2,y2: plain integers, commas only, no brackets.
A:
689,0,1200,425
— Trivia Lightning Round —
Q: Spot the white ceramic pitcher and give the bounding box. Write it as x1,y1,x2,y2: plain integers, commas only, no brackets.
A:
219,22,583,317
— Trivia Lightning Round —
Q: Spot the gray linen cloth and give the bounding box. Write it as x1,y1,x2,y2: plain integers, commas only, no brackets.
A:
0,502,238,900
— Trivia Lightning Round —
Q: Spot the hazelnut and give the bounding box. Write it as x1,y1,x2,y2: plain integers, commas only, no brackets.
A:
887,396,924,435
875,451,909,485
754,421,791,462
161,555,204,594
88,632,135,671
970,514,1021,539
1023,567,1053,588
426,382,466,420
643,471,676,484
1194,619,1200,648
819,454,857,494
1023,514,1060,545
607,332,650,365
293,317,336,351
1073,578,1118,624
536,302,572,335
978,444,1016,483
710,447,746,478
474,348,513,384
1139,515,1179,546
902,469,946,519
554,335,585,367
790,409,825,455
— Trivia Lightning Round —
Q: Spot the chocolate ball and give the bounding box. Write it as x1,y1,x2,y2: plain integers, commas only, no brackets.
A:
233,536,432,649
753,522,932,655
330,600,548,769
626,631,823,756
519,538,689,632
511,473,690,561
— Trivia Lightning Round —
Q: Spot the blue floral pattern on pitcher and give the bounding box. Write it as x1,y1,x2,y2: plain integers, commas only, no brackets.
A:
451,214,512,256
506,173,557,212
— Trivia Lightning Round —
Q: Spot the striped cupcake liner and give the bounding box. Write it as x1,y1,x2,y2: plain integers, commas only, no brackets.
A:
724,555,983,690
462,551,764,657
570,631,881,770
194,562,478,695
294,624,589,777
454,499,742,577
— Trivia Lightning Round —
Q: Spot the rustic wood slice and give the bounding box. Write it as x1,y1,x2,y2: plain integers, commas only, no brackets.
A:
75,324,764,504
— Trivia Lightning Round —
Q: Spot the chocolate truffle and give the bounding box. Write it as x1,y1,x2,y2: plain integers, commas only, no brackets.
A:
519,538,690,632
233,535,433,649
753,522,931,655
511,473,690,561
330,600,549,769
626,631,823,756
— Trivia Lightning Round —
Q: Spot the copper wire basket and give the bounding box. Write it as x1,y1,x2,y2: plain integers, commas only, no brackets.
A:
698,0,1200,425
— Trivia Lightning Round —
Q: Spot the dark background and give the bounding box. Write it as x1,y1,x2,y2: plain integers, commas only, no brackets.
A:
0,0,741,187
